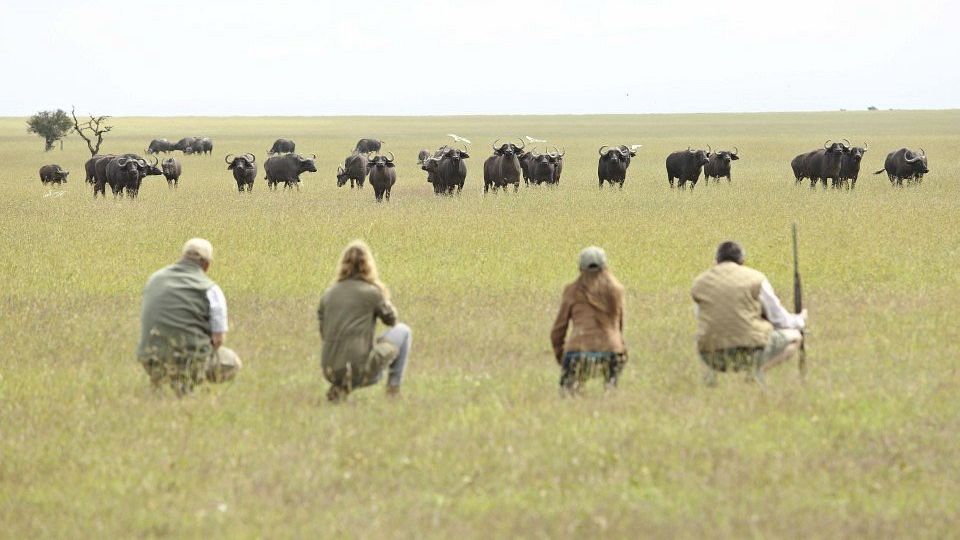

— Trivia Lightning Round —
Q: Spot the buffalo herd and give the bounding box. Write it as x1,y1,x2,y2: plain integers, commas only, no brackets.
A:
44,133,931,199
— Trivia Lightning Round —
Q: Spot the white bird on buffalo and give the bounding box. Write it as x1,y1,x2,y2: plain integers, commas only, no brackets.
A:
525,136,547,143
448,134,471,144
630,144,643,151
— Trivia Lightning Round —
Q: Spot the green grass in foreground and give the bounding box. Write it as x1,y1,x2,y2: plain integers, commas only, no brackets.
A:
1,110,958,538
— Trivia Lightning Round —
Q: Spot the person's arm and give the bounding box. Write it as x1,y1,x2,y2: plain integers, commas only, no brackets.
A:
550,289,572,364
759,279,806,330
207,285,228,349
317,294,325,338
376,295,398,327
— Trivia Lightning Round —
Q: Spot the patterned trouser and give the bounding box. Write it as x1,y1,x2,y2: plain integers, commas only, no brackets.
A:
139,347,242,396
559,351,627,391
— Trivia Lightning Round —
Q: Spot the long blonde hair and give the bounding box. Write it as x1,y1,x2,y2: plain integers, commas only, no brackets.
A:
574,268,624,318
333,240,390,300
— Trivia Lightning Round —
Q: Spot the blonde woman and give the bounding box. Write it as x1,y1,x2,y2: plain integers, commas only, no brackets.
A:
550,246,627,394
317,240,412,402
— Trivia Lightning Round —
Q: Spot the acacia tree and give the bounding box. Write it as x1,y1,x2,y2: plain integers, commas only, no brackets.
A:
27,109,73,151
71,106,113,157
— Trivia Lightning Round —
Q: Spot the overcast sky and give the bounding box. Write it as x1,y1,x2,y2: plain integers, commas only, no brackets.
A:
1,0,955,116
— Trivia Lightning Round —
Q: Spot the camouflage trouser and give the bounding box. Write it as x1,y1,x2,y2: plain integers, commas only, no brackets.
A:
139,347,242,396
699,330,792,373
559,351,627,392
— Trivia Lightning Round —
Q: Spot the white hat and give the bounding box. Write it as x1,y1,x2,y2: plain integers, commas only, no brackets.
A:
182,238,213,263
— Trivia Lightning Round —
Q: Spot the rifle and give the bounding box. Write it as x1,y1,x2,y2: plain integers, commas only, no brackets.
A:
793,223,806,377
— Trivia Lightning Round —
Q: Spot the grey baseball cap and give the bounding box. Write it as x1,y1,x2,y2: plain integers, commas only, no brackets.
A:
579,246,607,272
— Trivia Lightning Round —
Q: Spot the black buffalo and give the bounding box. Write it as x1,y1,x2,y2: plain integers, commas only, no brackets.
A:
417,149,431,164
367,152,397,201
703,148,740,184
518,150,537,185
420,146,449,190
190,137,213,155
269,138,296,155
529,149,565,186
791,140,851,189
146,139,175,154
105,154,157,198
264,153,316,190
173,137,197,152
355,138,383,154
337,153,368,189
162,157,182,188
84,155,105,184
226,153,257,192
837,143,868,188
597,145,637,189
483,139,525,193
39,164,69,185
424,146,469,195
874,147,929,186
92,155,118,195
665,146,711,188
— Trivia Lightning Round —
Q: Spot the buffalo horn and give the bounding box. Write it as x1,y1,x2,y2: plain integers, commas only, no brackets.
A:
149,156,159,167
706,144,712,154
688,146,695,153
824,140,832,149
245,153,255,164
515,138,525,150
904,150,918,163
492,138,501,152
919,147,925,156
599,145,609,156
118,157,129,166
309,153,317,160
225,154,234,164
841,138,851,148
732,146,739,156
386,151,395,162
862,141,869,151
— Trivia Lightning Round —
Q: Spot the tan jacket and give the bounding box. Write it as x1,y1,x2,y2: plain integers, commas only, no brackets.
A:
550,281,626,361
318,279,398,383
691,262,773,352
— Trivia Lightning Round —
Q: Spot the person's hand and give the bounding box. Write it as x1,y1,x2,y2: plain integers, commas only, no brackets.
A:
211,332,225,349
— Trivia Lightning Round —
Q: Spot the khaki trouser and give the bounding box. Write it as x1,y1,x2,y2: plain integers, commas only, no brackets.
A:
139,346,242,396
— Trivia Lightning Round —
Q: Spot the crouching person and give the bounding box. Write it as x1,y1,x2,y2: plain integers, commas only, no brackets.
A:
318,240,412,402
692,241,807,386
137,238,241,396
550,246,627,395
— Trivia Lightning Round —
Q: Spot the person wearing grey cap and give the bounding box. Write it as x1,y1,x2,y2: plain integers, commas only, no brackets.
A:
691,241,807,385
137,238,242,396
550,246,627,394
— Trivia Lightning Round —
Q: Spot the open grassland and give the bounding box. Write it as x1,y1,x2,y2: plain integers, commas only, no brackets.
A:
1,111,959,538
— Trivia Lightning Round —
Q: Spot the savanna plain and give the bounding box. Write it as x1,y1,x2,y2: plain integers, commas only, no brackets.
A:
1,111,958,538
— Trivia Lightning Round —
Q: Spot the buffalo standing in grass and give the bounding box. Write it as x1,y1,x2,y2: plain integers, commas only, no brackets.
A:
162,157,183,188
424,146,469,195
367,152,396,201
226,154,257,192
665,146,711,188
518,150,537,185
146,139,175,154
529,149,564,186
597,145,638,189
420,146,449,191
92,155,118,195
105,154,158,198
703,148,740,184
355,138,383,154
874,147,929,186
39,164,69,185
190,137,213,155
173,137,197,153
483,139,525,193
269,138,296,155
337,153,368,189
836,143,868,188
791,140,850,189
264,153,316,190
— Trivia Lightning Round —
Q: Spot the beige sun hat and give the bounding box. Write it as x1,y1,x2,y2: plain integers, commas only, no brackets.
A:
182,238,214,263
206,346,242,383
579,246,608,272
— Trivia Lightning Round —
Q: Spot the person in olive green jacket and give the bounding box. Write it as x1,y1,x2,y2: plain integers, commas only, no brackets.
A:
317,240,412,402
691,241,808,385
138,238,242,396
